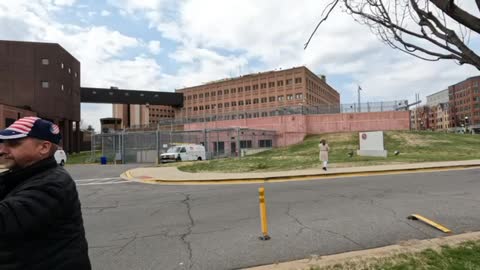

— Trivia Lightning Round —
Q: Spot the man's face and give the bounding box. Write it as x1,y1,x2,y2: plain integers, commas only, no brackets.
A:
0,138,51,170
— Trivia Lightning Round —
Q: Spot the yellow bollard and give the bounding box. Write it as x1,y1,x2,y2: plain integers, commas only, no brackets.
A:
258,187,270,240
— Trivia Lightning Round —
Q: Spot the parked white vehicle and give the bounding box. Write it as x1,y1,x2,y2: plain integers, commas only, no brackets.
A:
160,144,206,163
54,149,67,166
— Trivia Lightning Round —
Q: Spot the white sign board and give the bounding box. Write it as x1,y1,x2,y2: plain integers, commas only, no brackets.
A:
357,131,388,157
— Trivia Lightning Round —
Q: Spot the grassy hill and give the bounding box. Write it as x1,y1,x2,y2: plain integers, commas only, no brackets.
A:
178,131,480,173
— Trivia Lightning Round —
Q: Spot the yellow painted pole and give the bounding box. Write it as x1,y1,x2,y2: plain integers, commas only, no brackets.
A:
258,187,270,240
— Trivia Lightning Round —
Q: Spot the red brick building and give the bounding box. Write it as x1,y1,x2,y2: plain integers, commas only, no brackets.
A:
176,66,340,120
449,75,480,129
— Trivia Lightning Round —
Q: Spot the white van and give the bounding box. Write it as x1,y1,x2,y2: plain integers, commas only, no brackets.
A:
160,144,206,163
54,149,67,166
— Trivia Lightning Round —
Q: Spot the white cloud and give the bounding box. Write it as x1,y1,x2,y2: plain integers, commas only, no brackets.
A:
53,0,76,6
115,0,479,103
0,0,165,130
87,11,96,17
147,40,162,54
101,10,111,16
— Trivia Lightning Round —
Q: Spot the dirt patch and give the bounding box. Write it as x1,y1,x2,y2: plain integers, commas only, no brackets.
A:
244,232,480,270
389,132,430,146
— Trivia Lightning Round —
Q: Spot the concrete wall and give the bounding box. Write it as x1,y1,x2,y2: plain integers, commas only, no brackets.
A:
185,111,410,147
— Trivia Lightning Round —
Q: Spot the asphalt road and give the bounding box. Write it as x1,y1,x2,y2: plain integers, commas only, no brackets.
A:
67,165,480,270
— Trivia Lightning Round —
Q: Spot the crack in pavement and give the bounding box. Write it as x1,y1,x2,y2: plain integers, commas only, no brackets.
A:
285,203,365,248
83,201,119,213
115,233,138,255
180,193,194,270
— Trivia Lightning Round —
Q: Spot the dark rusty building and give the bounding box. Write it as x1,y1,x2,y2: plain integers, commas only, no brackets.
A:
0,40,81,152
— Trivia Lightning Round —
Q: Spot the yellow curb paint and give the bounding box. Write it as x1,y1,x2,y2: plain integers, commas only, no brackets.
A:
408,214,452,233
124,170,134,179
125,165,480,186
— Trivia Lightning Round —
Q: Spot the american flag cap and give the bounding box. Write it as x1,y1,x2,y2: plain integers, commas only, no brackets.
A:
0,117,62,144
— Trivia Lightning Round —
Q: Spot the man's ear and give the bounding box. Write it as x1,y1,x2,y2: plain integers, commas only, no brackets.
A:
38,141,53,156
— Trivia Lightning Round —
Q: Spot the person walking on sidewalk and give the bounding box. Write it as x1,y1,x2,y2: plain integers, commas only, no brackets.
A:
0,117,91,270
319,139,329,171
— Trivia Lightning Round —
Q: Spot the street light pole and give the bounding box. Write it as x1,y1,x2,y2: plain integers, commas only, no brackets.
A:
358,85,362,113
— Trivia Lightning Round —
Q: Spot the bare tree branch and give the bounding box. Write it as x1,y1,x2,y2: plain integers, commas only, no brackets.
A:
430,0,480,34
305,0,480,70
304,0,340,49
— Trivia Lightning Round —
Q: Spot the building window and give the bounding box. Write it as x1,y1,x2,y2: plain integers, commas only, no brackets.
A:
218,103,223,108
193,106,198,111
261,97,267,103
278,95,284,101
41,81,49,88
211,91,216,97
61,84,64,91
245,86,251,91
238,87,243,92
224,89,229,95
295,77,302,84
295,93,303,99
246,99,252,105
268,82,275,88
240,140,252,148
261,112,268,117
259,139,272,148
231,101,236,107
188,95,192,100
277,80,284,86
287,94,293,100
231,88,236,93
68,68,71,74
41,58,49,65
60,62,64,69
199,93,204,98
218,90,222,95
193,94,197,99
253,112,260,118
205,92,210,98
74,72,78,78
238,100,244,106
286,79,293,85
269,96,276,102
260,83,267,89
224,102,230,108
253,98,259,104
252,84,259,90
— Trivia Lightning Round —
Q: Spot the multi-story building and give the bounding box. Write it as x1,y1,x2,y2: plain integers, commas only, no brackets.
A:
0,40,81,152
112,104,175,128
426,89,448,107
434,103,450,130
448,75,480,130
176,66,340,120
411,105,431,130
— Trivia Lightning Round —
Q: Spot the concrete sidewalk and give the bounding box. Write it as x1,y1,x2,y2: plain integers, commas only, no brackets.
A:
121,160,480,184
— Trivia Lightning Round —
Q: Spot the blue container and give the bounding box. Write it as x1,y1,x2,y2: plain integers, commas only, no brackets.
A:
100,156,107,165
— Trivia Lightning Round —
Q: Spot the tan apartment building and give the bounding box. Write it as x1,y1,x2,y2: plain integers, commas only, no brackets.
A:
176,66,340,120
113,104,175,128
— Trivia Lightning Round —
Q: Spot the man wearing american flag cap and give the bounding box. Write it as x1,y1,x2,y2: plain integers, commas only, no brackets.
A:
0,117,91,270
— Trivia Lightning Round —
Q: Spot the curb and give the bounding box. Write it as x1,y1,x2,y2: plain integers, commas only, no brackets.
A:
121,163,480,185
243,231,480,270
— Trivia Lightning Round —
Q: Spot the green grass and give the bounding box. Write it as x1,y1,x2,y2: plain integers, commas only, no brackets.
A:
178,131,480,173
66,151,100,165
311,241,480,270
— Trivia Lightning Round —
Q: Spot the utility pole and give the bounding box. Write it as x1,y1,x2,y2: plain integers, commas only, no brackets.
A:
358,85,362,112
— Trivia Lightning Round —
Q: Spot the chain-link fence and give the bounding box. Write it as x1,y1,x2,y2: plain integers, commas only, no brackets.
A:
91,128,276,164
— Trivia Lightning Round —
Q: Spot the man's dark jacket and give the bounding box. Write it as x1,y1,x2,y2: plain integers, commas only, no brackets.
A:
0,157,91,270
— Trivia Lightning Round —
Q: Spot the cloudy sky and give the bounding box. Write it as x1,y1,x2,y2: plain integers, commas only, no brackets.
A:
1,0,479,130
